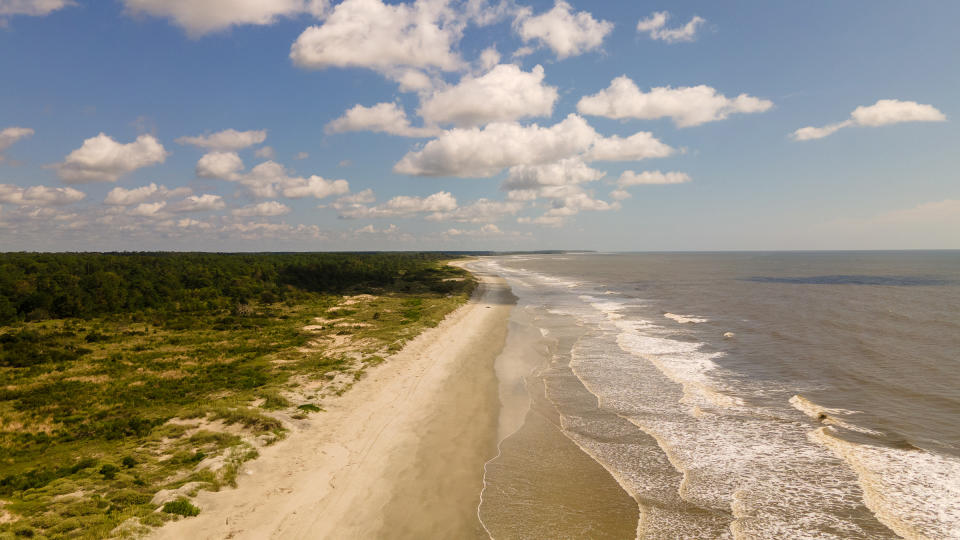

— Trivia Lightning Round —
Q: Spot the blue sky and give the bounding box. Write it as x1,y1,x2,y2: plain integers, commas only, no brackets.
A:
0,0,957,251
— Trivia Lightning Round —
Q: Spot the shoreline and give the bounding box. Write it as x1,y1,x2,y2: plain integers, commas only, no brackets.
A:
150,262,513,539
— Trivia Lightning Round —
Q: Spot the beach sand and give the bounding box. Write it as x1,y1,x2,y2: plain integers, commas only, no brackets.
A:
150,263,512,540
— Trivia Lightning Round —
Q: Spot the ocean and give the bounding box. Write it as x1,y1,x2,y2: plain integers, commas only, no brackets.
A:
470,252,960,539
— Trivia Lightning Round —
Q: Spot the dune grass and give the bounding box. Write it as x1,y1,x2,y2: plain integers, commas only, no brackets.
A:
0,258,476,539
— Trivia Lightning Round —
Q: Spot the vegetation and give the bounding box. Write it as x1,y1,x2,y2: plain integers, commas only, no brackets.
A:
0,253,476,538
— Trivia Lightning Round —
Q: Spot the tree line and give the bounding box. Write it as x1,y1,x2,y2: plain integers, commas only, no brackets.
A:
0,252,475,323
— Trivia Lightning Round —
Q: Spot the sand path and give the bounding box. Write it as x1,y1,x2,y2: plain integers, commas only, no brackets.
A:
151,264,511,539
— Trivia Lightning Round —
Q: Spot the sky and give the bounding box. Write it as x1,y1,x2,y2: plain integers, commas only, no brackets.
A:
0,0,957,252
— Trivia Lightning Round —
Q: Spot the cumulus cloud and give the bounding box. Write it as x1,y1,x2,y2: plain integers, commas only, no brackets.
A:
445,223,503,236
291,0,466,74
198,154,349,200
196,151,245,180
332,189,376,206
426,198,524,223
502,157,604,190
515,1,612,59
232,201,291,217
792,99,946,140
128,201,168,218
0,127,34,161
171,194,225,212
326,102,439,137
294,152,310,160
617,170,691,186
636,11,705,43
121,0,328,37
418,64,558,127
281,174,350,199
56,133,167,183
176,129,267,151
338,191,458,219
0,0,74,17
394,114,595,177
354,223,401,235
104,183,192,205
396,114,669,178
586,131,675,161
578,76,773,127
0,183,86,206
611,170,691,199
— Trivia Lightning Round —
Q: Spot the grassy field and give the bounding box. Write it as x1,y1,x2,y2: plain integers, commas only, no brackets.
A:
0,259,476,539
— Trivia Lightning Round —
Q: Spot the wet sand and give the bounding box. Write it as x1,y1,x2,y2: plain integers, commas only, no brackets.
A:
151,263,512,539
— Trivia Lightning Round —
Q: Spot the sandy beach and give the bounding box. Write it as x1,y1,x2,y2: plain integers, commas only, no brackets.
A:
151,263,512,540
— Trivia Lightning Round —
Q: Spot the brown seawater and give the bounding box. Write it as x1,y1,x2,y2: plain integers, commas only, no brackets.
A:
473,252,960,539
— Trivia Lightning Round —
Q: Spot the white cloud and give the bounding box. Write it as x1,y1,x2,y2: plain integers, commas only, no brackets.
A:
232,201,291,217
393,114,597,177
326,102,439,137
281,174,350,199
129,201,168,218
0,183,86,206
636,11,705,43
578,76,773,127
104,183,192,205
850,99,946,126
196,151,245,180
611,170,691,199
221,221,325,240
427,198,524,223
354,223,400,235
395,114,674,177
290,0,465,73
121,0,328,37
0,127,34,161
477,46,500,71
617,170,691,186
515,1,612,59
176,129,267,151
171,194,225,212
517,214,564,227
445,223,503,236
197,154,349,199
294,152,310,160
0,0,74,17
418,64,558,127
334,189,376,205
791,122,851,141
587,131,675,161
502,157,604,190
56,133,167,183
339,191,458,219
792,99,947,140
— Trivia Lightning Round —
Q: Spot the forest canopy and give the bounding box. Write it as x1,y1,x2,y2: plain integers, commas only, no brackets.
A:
0,252,476,323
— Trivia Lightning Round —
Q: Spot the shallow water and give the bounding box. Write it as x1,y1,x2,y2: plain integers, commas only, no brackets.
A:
474,252,960,539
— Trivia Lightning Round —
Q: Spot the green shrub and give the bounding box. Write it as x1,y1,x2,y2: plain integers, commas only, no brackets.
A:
297,404,322,413
162,498,200,517
99,464,119,480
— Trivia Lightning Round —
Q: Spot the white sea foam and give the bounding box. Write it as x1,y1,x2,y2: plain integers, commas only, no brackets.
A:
812,427,960,539
567,297,890,538
789,395,885,437
665,312,709,324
